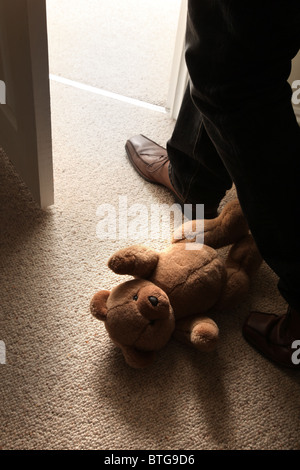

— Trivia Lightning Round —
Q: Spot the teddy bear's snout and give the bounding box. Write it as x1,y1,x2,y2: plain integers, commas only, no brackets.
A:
148,296,158,307
136,285,171,322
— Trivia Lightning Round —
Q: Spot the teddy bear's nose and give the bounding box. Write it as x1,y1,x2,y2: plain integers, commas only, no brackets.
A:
148,296,159,307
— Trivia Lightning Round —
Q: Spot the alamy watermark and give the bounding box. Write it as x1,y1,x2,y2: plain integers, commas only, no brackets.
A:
291,340,300,365
96,196,204,249
0,340,6,364
0,80,6,105
292,80,300,105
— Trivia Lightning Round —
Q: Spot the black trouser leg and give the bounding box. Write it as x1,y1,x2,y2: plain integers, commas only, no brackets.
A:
168,0,300,310
201,93,300,311
167,84,232,206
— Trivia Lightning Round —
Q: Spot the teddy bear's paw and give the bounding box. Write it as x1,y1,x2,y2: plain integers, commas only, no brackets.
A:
172,219,205,246
190,320,219,352
108,245,159,278
172,199,249,249
173,316,219,352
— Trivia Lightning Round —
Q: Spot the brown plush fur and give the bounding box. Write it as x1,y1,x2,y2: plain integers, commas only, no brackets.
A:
91,200,262,368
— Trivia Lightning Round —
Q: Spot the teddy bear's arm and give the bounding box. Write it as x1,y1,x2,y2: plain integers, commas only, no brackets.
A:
173,199,249,249
120,345,156,369
173,316,219,352
108,245,159,278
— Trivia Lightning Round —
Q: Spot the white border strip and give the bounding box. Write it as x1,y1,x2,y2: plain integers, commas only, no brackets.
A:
49,74,168,114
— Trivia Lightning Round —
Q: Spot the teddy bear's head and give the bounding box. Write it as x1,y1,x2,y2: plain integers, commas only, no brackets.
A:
90,278,175,368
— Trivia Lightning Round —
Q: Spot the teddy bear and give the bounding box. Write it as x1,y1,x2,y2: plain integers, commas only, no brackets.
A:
90,199,262,368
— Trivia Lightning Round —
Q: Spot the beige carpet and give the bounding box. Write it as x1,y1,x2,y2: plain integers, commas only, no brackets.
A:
46,0,181,107
1,0,300,449
1,78,300,450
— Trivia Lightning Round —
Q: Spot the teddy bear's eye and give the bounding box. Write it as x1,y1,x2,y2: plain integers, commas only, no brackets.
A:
133,295,138,301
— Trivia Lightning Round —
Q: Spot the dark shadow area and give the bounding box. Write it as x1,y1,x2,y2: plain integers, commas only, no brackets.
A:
92,334,231,449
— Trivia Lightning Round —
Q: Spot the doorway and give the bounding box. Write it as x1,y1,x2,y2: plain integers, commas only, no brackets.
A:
46,0,182,110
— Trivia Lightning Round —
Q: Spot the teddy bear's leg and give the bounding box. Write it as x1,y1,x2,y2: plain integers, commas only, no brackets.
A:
215,234,263,311
120,345,156,369
173,199,249,249
173,315,219,352
108,245,159,278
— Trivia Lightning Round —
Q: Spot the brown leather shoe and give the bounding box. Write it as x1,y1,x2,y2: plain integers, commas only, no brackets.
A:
243,306,300,369
125,134,218,219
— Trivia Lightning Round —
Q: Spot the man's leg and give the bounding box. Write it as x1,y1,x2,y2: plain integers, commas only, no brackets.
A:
125,0,300,366
185,0,300,367
167,84,232,207
125,81,233,218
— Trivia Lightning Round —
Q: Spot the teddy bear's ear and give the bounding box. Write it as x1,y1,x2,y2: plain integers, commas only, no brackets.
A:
90,290,111,321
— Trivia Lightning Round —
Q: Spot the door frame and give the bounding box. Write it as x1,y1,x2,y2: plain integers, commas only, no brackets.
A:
167,0,188,120
0,0,54,209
